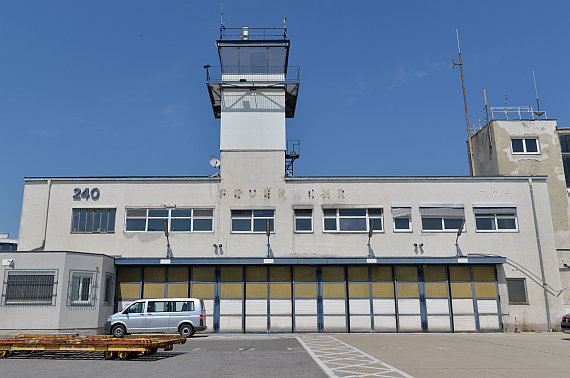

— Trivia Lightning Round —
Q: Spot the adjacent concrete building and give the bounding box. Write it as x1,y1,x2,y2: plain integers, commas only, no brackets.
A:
1,25,566,334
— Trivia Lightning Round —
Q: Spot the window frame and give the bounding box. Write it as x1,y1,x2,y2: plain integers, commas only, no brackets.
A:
506,278,529,305
125,207,214,233
474,212,518,233
71,208,116,234
392,207,412,233
103,273,114,305
322,207,384,233
511,137,540,155
293,208,313,233
421,216,466,232
68,270,96,307
231,209,275,233
2,269,58,306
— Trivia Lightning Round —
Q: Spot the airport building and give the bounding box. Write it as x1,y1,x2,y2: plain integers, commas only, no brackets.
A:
1,25,567,334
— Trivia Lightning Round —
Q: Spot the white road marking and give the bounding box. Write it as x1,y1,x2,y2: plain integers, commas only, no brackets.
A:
297,335,413,378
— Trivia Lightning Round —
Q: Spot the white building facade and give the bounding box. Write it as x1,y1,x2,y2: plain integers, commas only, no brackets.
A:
1,25,565,334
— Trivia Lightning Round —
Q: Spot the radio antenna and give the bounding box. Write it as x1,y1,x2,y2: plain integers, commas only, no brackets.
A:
533,69,540,111
453,28,475,176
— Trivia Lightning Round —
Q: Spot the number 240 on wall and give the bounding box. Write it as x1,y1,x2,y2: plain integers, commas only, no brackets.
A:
73,188,100,201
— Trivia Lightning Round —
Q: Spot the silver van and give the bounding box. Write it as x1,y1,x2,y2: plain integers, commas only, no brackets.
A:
104,298,207,338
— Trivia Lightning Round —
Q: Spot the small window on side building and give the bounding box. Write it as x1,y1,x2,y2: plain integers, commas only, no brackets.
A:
392,207,412,232
511,138,539,154
506,278,528,304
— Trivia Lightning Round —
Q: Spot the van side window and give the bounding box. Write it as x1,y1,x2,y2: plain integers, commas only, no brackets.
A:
126,302,145,314
147,301,169,313
172,301,194,312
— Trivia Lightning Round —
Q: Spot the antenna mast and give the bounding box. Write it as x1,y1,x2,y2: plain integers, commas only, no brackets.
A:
533,69,540,111
453,29,475,176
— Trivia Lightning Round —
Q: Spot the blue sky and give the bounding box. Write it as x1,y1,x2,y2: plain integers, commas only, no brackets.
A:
1,1,569,239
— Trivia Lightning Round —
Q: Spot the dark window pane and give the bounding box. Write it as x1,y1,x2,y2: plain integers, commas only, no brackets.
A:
232,210,252,218
422,217,443,230
507,279,527,303
339,209,366,216
148,209,168,217
172,301,194,312
194,209,213,217
108,210,116,232
148,301,169,312
324,218,337,231
323,209,337,216
80,277,91,301
79,209,87,232
72,210,80,232
126,219,146,231
85,209,93,232
253,218,274,232
171,209,192,217
193,219,213,231
294,209,312,217
232,219,251,231
525,138,538,152
563,155,570,186
126,208,146,217
127,302,145,313
476,216,495,230
559,133,570,153
100,210,109,232
253,209,274,217
444,218,463,230
295,218,312,231
368,208,383,217
171,218,191,231
394,218,410,230
339,218,367,231
511,139,524,152
370,218,383,230
497,217,516,230
148,219,166,231
93,210,102,232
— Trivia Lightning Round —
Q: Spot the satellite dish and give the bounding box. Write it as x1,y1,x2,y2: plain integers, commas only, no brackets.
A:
210,158,221,168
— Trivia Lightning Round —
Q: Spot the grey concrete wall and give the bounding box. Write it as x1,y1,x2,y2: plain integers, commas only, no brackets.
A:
0,252,114,334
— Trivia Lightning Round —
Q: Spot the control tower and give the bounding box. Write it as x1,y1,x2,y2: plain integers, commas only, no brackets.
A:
206,23,300,180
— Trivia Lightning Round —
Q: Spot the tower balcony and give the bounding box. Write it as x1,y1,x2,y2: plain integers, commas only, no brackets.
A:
206,65,300,119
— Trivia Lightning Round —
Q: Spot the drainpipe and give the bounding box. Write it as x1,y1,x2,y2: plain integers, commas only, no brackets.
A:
31,179,52,251
528,178,552,331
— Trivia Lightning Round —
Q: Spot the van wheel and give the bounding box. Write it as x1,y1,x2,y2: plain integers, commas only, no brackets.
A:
179,324,195,337
112,325,126,338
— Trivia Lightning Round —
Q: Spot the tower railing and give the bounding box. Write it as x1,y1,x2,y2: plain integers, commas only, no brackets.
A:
470,106,549,136
219,26,287,40
206,66,300,83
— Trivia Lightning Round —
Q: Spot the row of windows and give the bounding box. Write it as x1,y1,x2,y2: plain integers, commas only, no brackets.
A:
2,270,113,306
71,206,518,234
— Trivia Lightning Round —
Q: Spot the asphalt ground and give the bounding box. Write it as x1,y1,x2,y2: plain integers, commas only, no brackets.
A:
2,333,570,377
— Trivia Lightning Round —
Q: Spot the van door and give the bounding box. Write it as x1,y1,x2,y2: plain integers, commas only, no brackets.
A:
123,301,146,332
145,300,171,332
169,300,196,332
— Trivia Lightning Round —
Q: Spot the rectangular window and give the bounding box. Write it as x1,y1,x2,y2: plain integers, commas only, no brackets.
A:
420,206,464,231
125,208,214,232
323,208,383,232
3,270,58,305
231,209,274,233
511,138,539,154
506,278,528,304
0,243,17,251
147,300,170,312
474,207,518,231
172,300,195,312
104,273,114,305
294,208,313,233
71,208,116,233
392,207,412,232
69,271,95,306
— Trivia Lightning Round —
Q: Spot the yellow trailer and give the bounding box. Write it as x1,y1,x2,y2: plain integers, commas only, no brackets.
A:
0,334,186,360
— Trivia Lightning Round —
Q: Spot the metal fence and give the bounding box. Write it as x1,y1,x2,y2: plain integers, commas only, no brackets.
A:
470,106,548,136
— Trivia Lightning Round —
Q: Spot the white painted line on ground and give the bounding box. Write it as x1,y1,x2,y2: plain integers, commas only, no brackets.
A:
296,335,414,378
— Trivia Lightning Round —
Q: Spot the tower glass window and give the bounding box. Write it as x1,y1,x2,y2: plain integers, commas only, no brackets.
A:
294,209,313,233
323,208,383,232
420,206,465,231
125,208,213,232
